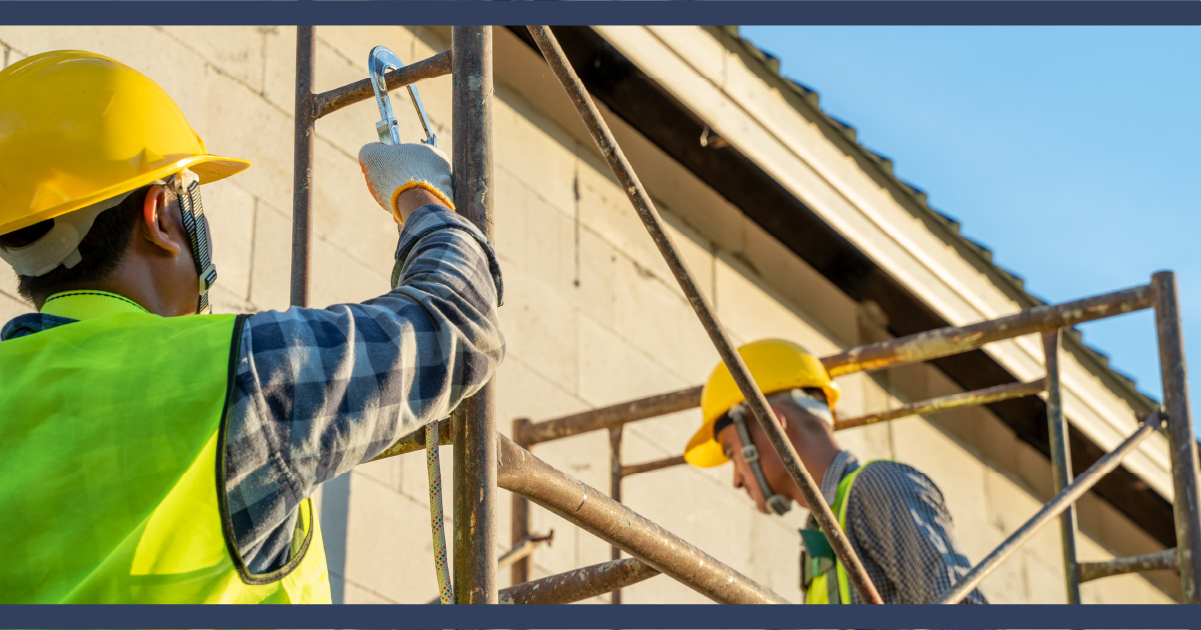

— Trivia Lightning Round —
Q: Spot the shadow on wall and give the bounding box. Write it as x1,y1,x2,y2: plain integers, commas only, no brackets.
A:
320,472,352,604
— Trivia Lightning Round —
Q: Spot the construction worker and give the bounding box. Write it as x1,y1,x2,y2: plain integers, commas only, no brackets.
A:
684,339,987,604
0,51,503,603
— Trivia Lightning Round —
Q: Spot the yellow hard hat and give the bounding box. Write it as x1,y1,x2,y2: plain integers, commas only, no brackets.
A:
0,50,251,236
684,339,841,468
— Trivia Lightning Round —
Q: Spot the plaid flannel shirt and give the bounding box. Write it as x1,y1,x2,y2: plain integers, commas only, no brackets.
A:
1,205,505,574
808,451,988,604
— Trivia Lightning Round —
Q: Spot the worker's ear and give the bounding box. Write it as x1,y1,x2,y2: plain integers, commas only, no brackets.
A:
141,185,183,258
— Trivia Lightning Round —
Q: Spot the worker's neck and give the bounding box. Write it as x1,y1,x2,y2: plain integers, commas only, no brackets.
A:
785,424,841,501
38,257,197,318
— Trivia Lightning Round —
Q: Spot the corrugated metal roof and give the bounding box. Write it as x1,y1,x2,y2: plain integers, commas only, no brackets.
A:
717,26,1154,410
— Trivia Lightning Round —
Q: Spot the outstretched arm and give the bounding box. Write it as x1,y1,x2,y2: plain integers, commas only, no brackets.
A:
224,143,504,573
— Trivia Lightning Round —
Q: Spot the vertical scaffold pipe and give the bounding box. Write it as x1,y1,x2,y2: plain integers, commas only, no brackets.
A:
291,26,315,308
609,426,623,604
1152,271,1201,604
525,25,883,605
1042,330,1081,604
451,25,498,605
511,418,532,586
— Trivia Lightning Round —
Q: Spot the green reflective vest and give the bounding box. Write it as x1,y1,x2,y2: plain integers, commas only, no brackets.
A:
802,460,883,605
0,291,331,604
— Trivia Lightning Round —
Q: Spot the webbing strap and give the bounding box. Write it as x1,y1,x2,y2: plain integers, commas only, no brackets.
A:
730,405,791,515
176,175,218,314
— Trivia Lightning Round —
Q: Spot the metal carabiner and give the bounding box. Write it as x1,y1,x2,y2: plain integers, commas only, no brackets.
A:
369,46,437,147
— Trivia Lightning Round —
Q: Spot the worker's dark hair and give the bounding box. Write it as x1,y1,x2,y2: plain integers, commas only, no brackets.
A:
0,184,157,305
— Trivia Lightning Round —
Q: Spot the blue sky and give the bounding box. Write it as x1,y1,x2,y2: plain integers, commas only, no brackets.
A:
738,26,1200,429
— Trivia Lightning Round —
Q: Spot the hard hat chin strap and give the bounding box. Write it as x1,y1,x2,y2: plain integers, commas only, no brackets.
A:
171,170,217,315
729,404,791,516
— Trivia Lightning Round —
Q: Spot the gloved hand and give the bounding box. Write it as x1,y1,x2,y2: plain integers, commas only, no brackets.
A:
359,142,454,223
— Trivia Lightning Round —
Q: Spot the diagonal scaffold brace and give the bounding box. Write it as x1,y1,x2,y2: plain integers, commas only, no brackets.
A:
525,25,885,605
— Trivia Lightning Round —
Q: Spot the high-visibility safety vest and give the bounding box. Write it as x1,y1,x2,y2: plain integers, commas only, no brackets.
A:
0,291,331,604
801,460,884,605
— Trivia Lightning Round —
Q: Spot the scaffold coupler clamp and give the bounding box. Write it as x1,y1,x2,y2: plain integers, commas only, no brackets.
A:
729,403,792,516
369,46,437,148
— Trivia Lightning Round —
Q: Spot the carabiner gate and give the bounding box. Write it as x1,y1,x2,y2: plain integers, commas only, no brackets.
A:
368,46,437,147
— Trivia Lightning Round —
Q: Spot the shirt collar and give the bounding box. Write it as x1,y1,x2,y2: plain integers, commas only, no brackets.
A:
40,291,150,320
819,450,861,506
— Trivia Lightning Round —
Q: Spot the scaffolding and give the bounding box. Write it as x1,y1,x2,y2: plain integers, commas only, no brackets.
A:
291,26,1201,605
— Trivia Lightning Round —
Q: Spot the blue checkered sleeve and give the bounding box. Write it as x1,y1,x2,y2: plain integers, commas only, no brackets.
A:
223,205,504,573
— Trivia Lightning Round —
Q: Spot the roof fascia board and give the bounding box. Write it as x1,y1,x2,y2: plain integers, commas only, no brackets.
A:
593,25,1171,497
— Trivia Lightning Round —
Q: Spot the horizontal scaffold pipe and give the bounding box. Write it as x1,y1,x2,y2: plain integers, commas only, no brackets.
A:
312,49,453,120
823,285,1154,377
935,410,1163,604
518,285,1153,444
497,532,554,572
496,433,789,604
522,386,703,446
833,379,1047,431
606,381,1044,478
499,558,660,604
370,418,453,461
621,455,688,477
1077,548,1180,583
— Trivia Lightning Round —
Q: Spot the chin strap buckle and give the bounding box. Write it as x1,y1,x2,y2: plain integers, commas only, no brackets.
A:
198,262,218,294
767,494,791,516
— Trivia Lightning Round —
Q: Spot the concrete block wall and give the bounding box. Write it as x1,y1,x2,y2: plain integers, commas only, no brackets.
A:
0,26,1177,605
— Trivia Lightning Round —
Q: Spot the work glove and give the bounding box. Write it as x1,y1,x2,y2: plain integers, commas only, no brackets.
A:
359,142,455,223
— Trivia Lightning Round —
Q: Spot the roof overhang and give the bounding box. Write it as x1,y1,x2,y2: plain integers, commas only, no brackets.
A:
508,25,1176,546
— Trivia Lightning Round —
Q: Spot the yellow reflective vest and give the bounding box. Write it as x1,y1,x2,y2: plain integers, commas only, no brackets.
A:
0,291,331,603
802,460,882,605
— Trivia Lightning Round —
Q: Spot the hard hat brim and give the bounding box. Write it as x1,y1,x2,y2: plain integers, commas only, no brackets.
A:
684,421,729,468
1,154,251,236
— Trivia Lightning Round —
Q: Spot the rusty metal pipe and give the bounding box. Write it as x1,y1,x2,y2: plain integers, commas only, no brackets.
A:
499,558,660,605
525,25,883,605
824,285,1154,377
936,411,1163,604
608,426,624,604
1043,330,1081,604
833,379,1046,431
451,26,497,605
497,532,553,572
1077,548,1180,584
370,418,453,461
520,288,1151,441
497,433,789,604
312,49,452,120
290,26,316,308
511,418,533,586
1152,271,1201,604
522,386,703,445
622,455,688,477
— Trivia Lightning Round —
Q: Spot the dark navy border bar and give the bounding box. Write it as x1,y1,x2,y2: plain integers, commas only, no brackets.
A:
2,604,1200,629
0,1,1198,26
